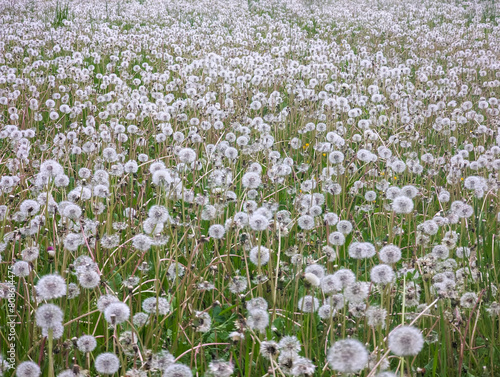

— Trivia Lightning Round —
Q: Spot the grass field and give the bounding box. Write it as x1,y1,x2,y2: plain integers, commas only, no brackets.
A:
1,0,500,376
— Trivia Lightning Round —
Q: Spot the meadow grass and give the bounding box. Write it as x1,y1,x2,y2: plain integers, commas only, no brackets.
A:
0,0,500,376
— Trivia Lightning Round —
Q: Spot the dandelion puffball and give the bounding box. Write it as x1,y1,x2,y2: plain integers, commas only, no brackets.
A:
388,326,424,356
327,339,369,373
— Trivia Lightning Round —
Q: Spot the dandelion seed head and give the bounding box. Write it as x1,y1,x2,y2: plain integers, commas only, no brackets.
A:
348,242,376,259
432,244,450,259
460,292,478,308
104,302,130,324
12,261,31,277
336,220,353,234
370,264,395,285
163,364,192,377
148,205,169,224
248,214,269,231
194,311,212,333
388,326,424,356
229,276,248,294
261,340,279,359
41,323,64,339
327,339,369,373
35,303,63,329
249,246,270,266
278,335,301,355
36,274,66,300
392,196,414,214
290,357,316,376
242,172,261,189
95,353,120,375
132,312,150,327
77,270,100,289
366,306,387,328
132,234,153,251
344,281,370,303
208,360,234,377
142,297,171,315
379,244,401,264
208,224,225,239
304,264,325,279
16,361,41,377
297,295,320,313
247,309,269,332
97,295,120,312
77,334,97,352
246,297,268,311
